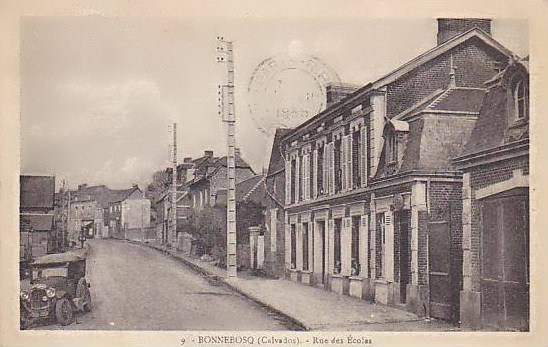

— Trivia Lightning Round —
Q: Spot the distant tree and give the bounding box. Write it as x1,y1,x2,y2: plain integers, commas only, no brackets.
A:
146,169,171,205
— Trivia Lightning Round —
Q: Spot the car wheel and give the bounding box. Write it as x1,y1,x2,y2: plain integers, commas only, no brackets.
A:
55,297,73,326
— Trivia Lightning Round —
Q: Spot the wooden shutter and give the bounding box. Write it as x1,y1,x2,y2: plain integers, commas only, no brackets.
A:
284,222,290,268
328,219,335,273
322,145,328,195
341,136,347,191
341,217,352,276
384,211,394,281
328,142,335,195
295,155,300,202
359,215,369,278
303,154,309,200
312,149,318,198
296,223,303,270
347,135,353,190
360,126,368,187
285,159,291,204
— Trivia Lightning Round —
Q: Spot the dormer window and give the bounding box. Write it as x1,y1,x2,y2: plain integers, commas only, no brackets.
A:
388,133,398,163
514,79,529,121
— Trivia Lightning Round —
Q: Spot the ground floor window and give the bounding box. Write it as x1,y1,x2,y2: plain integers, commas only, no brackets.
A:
290,224,296,269
302,223,309,271
351,216,360,276
334,218,342,274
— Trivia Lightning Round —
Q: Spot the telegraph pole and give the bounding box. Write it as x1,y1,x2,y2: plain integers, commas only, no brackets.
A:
216,36,237,277
170,123,178,248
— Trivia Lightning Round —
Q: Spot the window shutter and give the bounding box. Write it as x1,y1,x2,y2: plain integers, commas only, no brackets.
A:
285,159,291,204
347,135,353,190
341,217,352,276
296,223,303,270
341,136,347,192
384,211,394,281
328,142,335,195
322,145,328,195
284,222,290,268
360,126,368,187
295,155,300,202
312,149,318,198
303,154,309,200
359,215,369,278
328,219,335,273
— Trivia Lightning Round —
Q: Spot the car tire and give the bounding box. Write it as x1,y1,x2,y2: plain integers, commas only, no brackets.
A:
55,297,73,326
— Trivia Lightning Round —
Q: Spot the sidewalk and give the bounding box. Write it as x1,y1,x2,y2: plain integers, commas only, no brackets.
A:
138,240,459,331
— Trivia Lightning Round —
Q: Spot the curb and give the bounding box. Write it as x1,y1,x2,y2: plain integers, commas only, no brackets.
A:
131,240,309,331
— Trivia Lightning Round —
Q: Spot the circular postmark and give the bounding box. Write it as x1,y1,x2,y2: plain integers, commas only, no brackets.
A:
248,55,341,135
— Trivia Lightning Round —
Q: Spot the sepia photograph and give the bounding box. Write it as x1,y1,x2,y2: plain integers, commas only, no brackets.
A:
1,1,547,346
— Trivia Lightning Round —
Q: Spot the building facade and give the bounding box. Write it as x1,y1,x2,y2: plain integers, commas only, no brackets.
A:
20,175,56,260
278,18,518,323
454,58,529,331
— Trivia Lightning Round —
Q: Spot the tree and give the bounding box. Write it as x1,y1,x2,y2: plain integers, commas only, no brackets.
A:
146,169,171,205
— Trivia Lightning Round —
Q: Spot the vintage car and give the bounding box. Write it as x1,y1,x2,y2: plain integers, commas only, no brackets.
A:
20,252,92,328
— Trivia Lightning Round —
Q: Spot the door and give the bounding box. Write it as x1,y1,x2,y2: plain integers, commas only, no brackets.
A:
314,221,326,285
481,189,529,331
428,221,452,320
398,211,411,304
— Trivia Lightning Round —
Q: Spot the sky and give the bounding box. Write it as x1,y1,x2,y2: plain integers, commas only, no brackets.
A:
20,17,528,190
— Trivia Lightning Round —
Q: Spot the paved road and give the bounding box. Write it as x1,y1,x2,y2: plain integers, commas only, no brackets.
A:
36,239,296,330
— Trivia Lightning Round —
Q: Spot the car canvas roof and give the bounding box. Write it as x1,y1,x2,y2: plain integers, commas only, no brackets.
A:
32,252,85,265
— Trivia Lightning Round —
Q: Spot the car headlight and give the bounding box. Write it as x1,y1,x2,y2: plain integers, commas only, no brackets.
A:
20,291,29,301
46,288,55,298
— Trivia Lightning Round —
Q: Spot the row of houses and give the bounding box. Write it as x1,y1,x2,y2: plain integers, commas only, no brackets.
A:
259,18,529,331
19,177,151,266
153,149,261,254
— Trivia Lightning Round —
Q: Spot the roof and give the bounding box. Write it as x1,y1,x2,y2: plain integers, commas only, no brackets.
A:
427,88,486,113
459,59,529,158
20,214,54,232
267,128,292,176
215,174,266,207
214,156,252,169
109,186,141,203
32,252,84,265
71,185,141,207
20,176,55,209
283,27,514,142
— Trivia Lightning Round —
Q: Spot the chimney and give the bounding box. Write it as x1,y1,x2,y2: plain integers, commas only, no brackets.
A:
437,18,492,45
326,83,360,108
78,184,87,191
183,157,192,163
204,150,213,158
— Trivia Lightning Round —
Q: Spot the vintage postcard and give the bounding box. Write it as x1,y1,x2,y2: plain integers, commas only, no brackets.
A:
1,0,547,346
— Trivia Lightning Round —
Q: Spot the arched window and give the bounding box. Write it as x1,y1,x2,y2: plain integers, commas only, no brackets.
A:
514,79,529,121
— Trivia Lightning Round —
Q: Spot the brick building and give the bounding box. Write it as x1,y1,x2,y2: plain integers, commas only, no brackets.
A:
454,58,529,331
278,18,519,324
156,149,255,247
263,128,292,278
20,175,56,260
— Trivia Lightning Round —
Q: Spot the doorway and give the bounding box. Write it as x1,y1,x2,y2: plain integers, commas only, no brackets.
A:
314,220,326,285
480,188,529,331
397,210,411,304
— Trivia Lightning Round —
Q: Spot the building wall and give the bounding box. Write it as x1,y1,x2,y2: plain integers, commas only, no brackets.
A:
386,39,507,117
467,156,529,292
121,198,151,230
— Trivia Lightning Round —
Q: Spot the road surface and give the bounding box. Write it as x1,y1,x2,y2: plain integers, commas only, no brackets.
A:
35,239,298,330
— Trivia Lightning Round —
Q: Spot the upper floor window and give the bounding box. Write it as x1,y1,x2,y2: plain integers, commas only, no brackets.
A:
513,79,529,121
388,133,398,163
